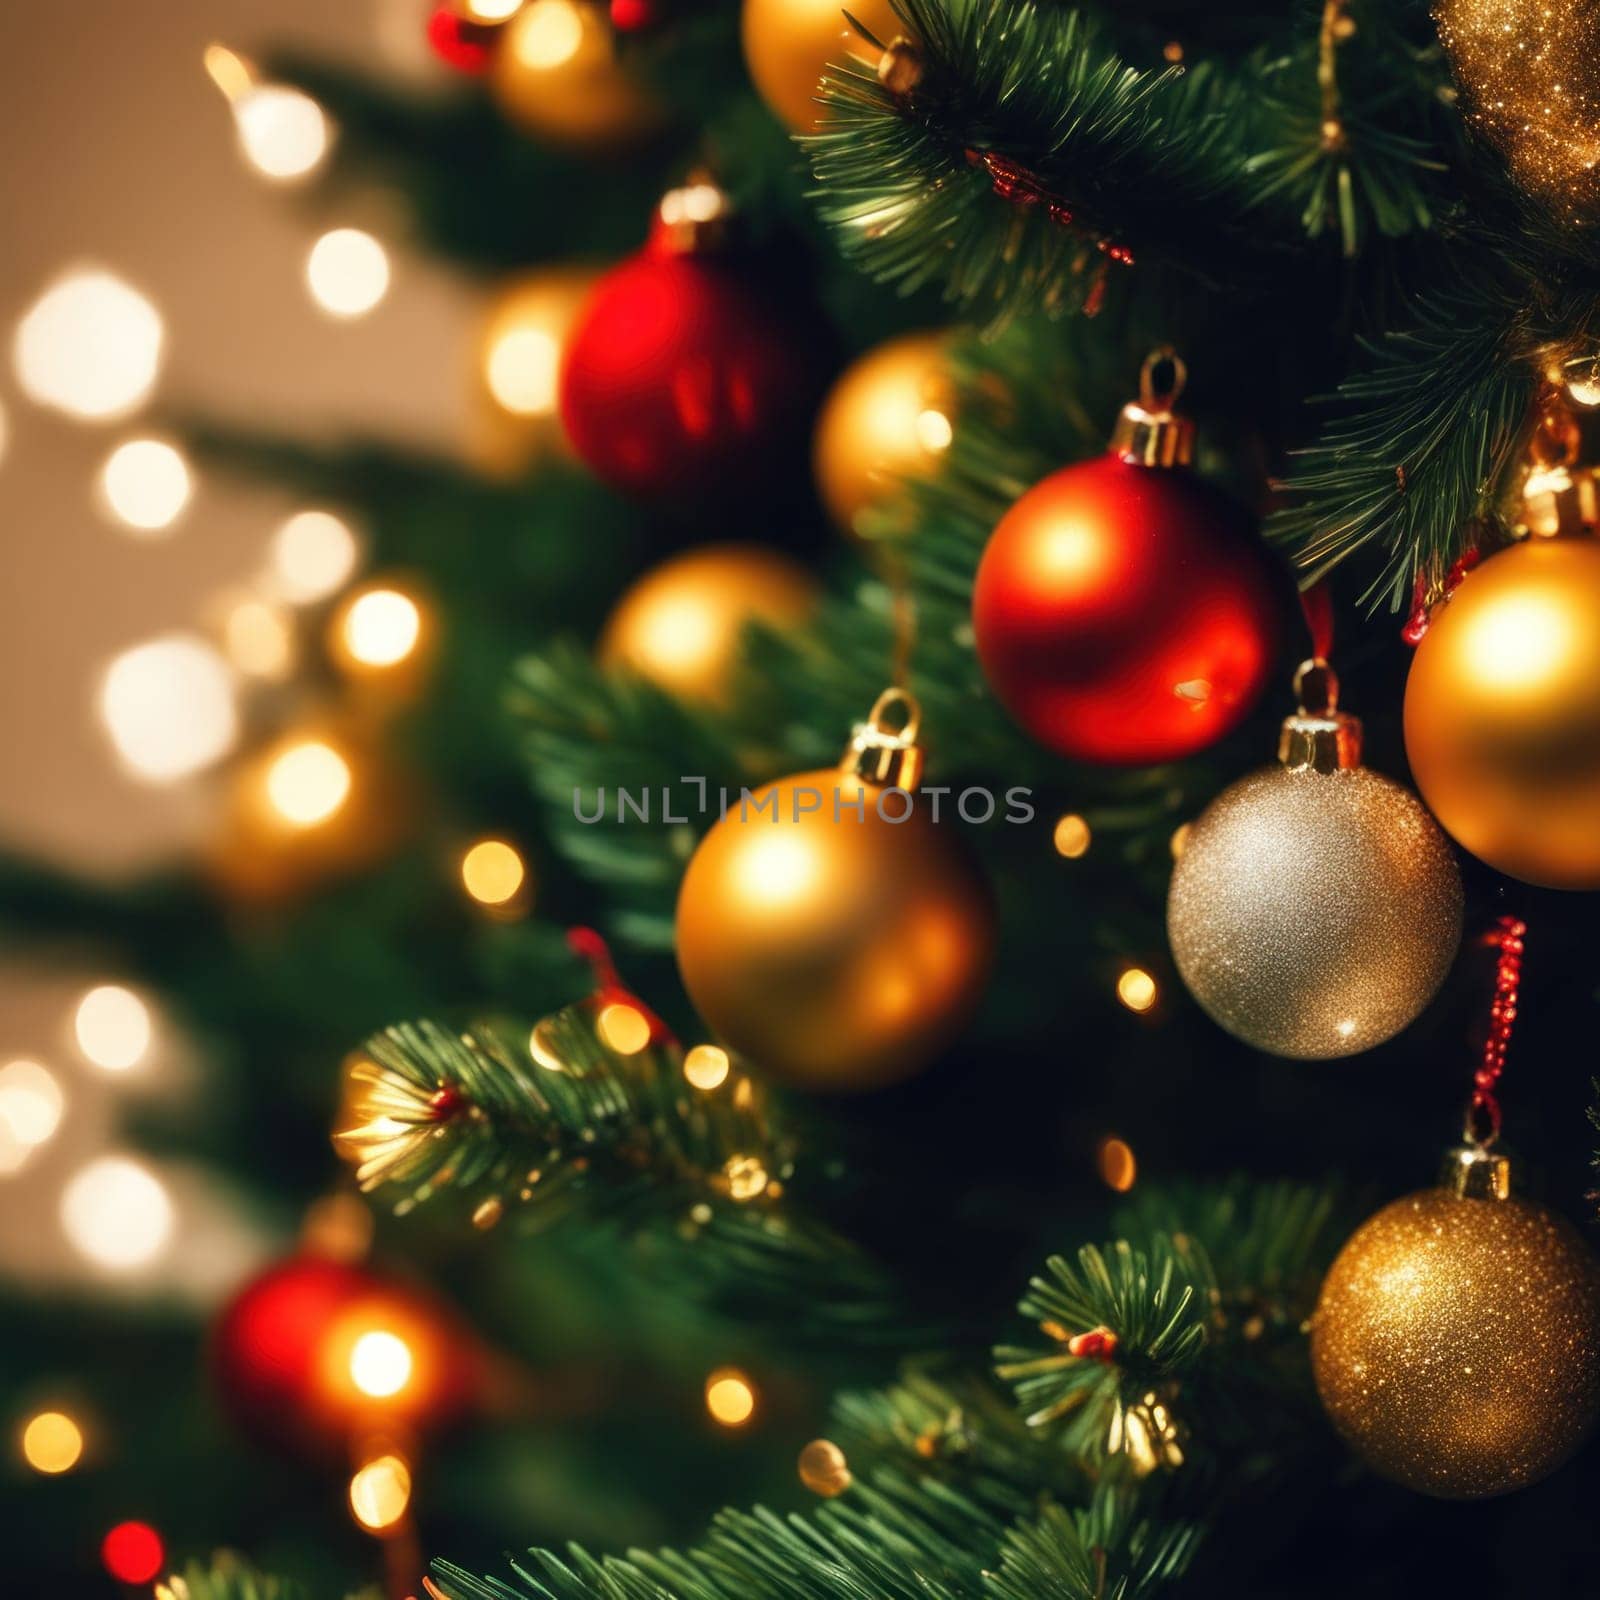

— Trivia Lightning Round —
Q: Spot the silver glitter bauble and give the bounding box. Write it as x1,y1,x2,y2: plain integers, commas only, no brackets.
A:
1167,688,1463,1057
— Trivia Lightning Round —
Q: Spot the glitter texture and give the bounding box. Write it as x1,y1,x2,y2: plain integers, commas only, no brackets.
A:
1311,1186,1600,1498
1434,0,1600,223
1166,765,1462,1058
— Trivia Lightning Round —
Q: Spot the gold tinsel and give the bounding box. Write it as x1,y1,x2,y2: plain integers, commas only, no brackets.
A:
797,1438,853,1497
1434,0,1600,222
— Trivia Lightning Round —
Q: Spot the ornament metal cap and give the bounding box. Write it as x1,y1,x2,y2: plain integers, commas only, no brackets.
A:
1520,397,1600,538
1110,347,1195,468
1278,658,1362,773
841,686,924,791
1440,1143,1512,1202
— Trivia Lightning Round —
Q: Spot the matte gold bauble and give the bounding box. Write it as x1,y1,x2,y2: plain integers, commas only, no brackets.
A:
1404,535,1600,889
813,332,954,536
741,0,907,132
1168,663,1462,1058
470,266,603,476
491,0,664,148
1312,1148,1600,1499
600,545,819,705
675,693,993,1091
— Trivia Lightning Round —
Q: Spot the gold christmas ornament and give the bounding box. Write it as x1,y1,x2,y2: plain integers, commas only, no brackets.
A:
1433,0,1600,223
471,266,604,476
797,1438,853,1497
491,0,664,148
741,0,908,132
599,544,820,705
675,689,994,1091
813,331,955,537
1404,464,1600,887
1311,1145,1600,1498
1167,660,1462,1058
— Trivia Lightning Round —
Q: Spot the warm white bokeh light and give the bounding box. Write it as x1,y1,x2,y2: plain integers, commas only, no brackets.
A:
234,85,331,182
270,509,361,603
486,327,561,416
704,1368,757,1427
1116,967,1158,1013
342,588,421,666
98,438,193,533
510,0,585,69
21,1411,85,1475
265,740,352,826
460,839,526,906
60,1156,174,1271
349,1453,412,1533
683,1044,731,1091
597,1003,650,1055
462,0,525,17
223,598,295,679
0,1059,66,1148
13,269,164,421
306,229,391,319
99,635,239,783
348,1330,413,1398
74,985,153,1073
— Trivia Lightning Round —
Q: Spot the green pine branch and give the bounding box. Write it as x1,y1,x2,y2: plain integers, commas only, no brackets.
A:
155,1555,376,1600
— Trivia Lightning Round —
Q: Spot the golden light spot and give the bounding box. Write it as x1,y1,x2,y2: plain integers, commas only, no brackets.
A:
14,268,164,421
737,832,818,908
100,635,239,783
486,326,561,416
349,1453,412,1533
683,1044,731,1091
60,1156,174,1271
1053,813,1091,859
721,1154,770,1202
461,839,526,906
270,509,361,603
341,588,421,667
75,986,152,1074
463,0,525,15
306,229,390,319
99,438,193,533
598,1003,650,1055
266,740,352,826
233,85,330,182
1096,1136,1137,1193
1116,967,1158,1014
348,1329,413,1399
705,1368,757,1427
22,1411,84,1474
223,598,294,679
1169,823,1192,860
0,1059,66,1146
510,0,584,68
913,407,954,453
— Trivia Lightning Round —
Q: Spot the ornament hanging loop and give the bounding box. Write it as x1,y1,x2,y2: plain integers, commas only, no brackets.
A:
1293,656,1340,717
1113,348,1194,467
842,687,924,789
1279,657,1362,772
1139,346,1187,413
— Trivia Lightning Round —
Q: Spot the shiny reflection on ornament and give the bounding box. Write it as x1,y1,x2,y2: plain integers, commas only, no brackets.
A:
13,268,164,421
306,229,391,319
350,1452,412,1533
1096,1135,1137,1192
597,1003,650,1055
1053,813,1091,859
349,1329,413,1398
705,1368,757,1427
61,1156,174,1271
735,832,818,909
683,1044,730,1091
99,438,193,533
224,598,295,679
234,85,330,182
511,0,584,67
461,839,527,905
101,1521,165,1585
914,407,953,453
74,985,153,1072
266,740,352,827
271,509,361,603
1458,592,1575,694
99,634,239,783
0,1059,66,1146
1037,520,1106,586
341,588,421,667
1116,967,1158,1013
486,326,561,415
21,1410,84,1474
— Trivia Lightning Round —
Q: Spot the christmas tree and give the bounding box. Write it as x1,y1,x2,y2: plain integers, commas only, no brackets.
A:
8,0,1600,1595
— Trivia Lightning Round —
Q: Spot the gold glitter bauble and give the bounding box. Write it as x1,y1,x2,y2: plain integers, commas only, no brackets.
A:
1312,1160,1600,1499
491,0,664,148
797,1437,853,1497
741,0,907,132
599,545,819,706
1405,536,1600,890
1434,0,1600,222
1167,763,1462,1058
675,763,993,1092
813,332,955,537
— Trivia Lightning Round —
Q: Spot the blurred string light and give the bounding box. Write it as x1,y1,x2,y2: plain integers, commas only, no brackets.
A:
306,229,391,319
339,586,421,667
510,0,586,69
74,985,152,1074
61,1156,174,1271
101,1521,165,1586
270,509,361,603
1052,813,1091,859
704,1368,757,1428
222,596,295,680
0,1059,66,1150
683,1044,730,1091
1116,967,1158,1014
21,1410,84,1475
486,324,561,416
462,0,525,18
98,437,193,533
597,1003,650,1055
460,839,526,907
265,739,352,827
99,634,239,783
348,1329,413,1399
205,46,332,184
13,268,164,421
1096,1135,1137,1193
349,1452,412,1534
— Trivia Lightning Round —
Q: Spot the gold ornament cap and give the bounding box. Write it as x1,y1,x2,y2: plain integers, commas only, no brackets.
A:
1278,658,1362,773
1519,399,1600,538
841,686,924,790
1440,1143,1512,1202
1110,348,1195,468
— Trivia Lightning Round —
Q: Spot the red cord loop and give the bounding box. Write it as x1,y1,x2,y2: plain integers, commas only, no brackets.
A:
1465,915,1526,1147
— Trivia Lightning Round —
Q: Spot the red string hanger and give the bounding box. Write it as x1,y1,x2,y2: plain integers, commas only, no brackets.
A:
1464,915,1527,1147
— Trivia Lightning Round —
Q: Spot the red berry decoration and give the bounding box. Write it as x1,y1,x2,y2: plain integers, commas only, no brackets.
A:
973,352,1280,765
427,5,501,73
559,181,821,501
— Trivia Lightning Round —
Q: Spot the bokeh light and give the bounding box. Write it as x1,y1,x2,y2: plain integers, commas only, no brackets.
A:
222,597,295,679
1053,813,1091,859
349,1453,412,1533
597,1003,650,1055
348,1329,413,1399
341,587,421,667
1096,1135,1138,1192
1116,967,1158,1014
98,438,193,533
462,0,525,17
704,1368,757,1428
101,1521,164,1585
99,635,239,783
486,326,561,416
460,839,526,906
61,1156,174,1271
13,268,164,421
234,84,330,182
265,740,352,827
0,1059,66,1146
306,229,391,319
21,1410,84,1475
270,509,361,603
510,0,585,69
683,1044,730,1091
1169,823,1192,860
74,984,152,1073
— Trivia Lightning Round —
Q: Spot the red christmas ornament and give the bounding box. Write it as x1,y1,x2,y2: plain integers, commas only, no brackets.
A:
973,353,1279,765
427,5,500,73
559,183,821,501
212,1255,475,1453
